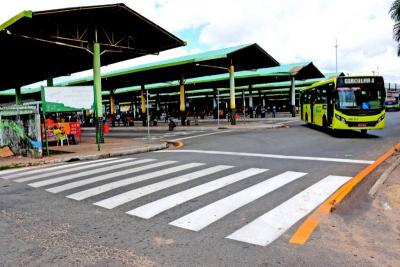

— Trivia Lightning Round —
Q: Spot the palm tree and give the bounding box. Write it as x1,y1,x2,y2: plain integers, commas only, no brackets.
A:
390,0,400,55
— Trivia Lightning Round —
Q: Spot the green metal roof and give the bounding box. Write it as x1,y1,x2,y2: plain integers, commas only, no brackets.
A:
0,3,185,90
111,62,323,95
59,43,280,88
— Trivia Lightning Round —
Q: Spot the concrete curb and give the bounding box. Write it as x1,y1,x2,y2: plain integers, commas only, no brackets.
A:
368,153,400,197
83,123,289,132
1,143,168,170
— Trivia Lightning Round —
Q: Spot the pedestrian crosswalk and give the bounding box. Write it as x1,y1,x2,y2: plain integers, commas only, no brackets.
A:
0,157,351,247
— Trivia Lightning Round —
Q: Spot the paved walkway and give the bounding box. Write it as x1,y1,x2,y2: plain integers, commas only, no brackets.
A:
0,137,167,169
85,117,299,132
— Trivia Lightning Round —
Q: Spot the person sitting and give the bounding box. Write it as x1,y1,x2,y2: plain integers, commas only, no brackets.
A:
53,126,69,146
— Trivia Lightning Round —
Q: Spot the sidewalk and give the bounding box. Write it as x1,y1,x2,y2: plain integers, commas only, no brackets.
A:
84,116,299,132
0,137,168,170
305,154,400,266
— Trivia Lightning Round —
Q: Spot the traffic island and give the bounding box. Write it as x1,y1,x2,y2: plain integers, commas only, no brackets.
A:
0,136,168,170
304,153,400,266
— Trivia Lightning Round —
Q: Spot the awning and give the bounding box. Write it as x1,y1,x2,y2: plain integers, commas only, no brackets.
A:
0,3,185,90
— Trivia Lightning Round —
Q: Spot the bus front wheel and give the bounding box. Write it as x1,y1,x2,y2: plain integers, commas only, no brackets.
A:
361,129,367,135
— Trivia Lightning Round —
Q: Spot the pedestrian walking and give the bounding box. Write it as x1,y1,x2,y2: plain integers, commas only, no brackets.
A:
272,105,276,118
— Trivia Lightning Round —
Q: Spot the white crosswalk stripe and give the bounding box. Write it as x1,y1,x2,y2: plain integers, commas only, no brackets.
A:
226,175,351,246
46,160,176,193
28,159,156,188
93,165,234,209
3,156,355,247
1,158,116,180
126,168,268,219
169,171,307,231
15,158,132,183
66,163,205,201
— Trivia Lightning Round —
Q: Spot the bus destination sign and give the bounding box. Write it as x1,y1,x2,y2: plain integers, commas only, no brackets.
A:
343,78,375,84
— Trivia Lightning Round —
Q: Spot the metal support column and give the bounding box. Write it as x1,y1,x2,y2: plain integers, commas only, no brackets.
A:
93,42,104,150
15,87,22,105
229,64,236,125
141,85,147,127
213,88,218,119
156,93,160,120
180,74,186,126
46,78,54,87
290,75,296,117
110,91,116,127
249,85,254,118
242,89,246,118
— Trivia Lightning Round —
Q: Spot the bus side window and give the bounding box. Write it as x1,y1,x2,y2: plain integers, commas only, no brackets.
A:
320,88,327,103
310,88,317,103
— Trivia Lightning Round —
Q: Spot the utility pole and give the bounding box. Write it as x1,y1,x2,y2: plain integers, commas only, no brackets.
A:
335,38,338,74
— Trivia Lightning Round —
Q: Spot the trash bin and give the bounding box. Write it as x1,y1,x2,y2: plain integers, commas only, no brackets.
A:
103,124,110,133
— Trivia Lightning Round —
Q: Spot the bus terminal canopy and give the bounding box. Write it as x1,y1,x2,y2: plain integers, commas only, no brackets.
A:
62,43,280,89
0,3,185,90
111,62,325,95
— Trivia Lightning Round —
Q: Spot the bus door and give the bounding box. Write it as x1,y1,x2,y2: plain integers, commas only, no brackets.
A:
310,88,316,123
326,83,334,125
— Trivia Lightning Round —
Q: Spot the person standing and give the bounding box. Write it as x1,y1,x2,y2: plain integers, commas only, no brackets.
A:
272,105,276,118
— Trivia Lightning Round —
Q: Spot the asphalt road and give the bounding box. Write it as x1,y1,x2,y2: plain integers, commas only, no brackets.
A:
1,112,400,266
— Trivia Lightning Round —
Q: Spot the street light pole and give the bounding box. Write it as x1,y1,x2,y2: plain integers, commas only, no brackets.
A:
217,88,220,127
146,90,150,140
335,39,338,74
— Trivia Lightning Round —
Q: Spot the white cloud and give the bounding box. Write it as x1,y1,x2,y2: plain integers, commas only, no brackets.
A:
1,0,399,84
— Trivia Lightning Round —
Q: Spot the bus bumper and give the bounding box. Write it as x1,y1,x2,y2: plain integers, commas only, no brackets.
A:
332,111,386,130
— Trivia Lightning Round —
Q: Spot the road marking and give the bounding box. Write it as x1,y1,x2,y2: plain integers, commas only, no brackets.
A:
14,158,133,183
169,130,232,141
1,158,116,180
94,165,234,209
226,175,351,246
29,159,156,188
170,171,307,231
289,143,400,245
127,168,268,219
66,163,204,201
157,150,374,164
46,160,176,193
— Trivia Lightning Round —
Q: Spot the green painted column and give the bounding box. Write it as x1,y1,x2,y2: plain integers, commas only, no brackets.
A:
47,78,54,87
93,42,103,149
290,75,296,117
229,64,236,125
15,87,22,105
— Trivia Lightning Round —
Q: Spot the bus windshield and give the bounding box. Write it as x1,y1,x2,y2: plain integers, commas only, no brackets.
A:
336,84,384,110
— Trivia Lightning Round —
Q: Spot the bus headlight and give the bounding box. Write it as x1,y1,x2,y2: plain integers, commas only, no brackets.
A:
335,114,346,123
377,114,385,123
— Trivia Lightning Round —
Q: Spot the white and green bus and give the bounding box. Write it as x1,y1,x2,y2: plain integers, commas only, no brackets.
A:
300,76,386,134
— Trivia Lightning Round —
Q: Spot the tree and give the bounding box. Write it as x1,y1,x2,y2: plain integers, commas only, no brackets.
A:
390,0,400,55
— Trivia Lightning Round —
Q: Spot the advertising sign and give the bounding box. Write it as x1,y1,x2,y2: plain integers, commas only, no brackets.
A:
41,122,81,142
42,86,94,113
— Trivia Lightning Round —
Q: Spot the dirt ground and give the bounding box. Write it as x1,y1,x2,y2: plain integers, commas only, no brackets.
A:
313,155,400,267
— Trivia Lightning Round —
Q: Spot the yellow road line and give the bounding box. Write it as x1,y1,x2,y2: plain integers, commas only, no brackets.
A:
289,143,400,245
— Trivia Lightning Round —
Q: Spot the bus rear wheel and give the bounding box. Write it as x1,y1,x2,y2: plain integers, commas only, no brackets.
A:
361,129,367,135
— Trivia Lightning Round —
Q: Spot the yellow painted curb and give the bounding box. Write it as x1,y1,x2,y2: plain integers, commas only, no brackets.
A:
167,140,184,149
289,143,400,245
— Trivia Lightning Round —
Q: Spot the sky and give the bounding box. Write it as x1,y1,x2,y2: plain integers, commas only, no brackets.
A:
1,0,399,86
